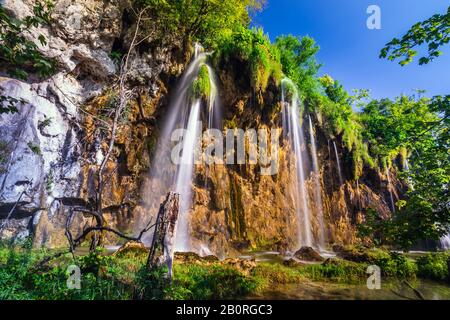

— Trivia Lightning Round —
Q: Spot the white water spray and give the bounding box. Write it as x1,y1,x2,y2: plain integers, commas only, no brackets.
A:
440,234,450,250
385,168,396,213
137,44,220,254
174,100,201,251
281,78,313,248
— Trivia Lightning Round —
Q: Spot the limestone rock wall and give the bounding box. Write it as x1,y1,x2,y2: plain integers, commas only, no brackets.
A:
0,0,401,254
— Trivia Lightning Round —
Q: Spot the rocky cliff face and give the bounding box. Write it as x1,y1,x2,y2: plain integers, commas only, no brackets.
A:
186,63,398,257
0,0,184,246
0,0,401,255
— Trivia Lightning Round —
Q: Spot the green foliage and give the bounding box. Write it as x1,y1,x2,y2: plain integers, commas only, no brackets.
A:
300,259,367,283
417,252,450,281
0,1,56,80
136,0,264,48
169,263,260,299
190,64,211,99
359,94,449,250
275,35,321,97
358,208,385,245
252,262,304,284
375,252,418,278
0,244,260,300
316,75,374,178
215,26,282,94
335,246,417,278
0,88,26,114
380,6,450,65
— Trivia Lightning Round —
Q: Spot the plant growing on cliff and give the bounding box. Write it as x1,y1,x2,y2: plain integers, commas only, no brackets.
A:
27,141,42,156
215,26,282,96
190,64,211,100
0,1,56,80
316,75,374,179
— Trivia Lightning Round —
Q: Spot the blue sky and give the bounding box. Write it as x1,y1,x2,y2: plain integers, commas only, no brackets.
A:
252,0,450,99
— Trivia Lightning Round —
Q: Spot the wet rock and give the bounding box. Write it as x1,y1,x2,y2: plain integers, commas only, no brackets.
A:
174,251,219,264
283,258,305,267
230,240,252,251
294,246,324,262
332,244,345,253
223,258,257,274
274,240,289,254
114,241,148,257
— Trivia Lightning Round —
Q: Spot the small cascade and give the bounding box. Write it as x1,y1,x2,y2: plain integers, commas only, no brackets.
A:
385,168,396,213
138,43,220,254
333,140,343,185
281,78,313,248
440,234,450,250
403,158,415,190
308,115,326,248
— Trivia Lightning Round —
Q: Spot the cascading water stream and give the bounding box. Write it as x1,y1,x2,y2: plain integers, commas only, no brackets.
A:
440,234,450,250
173,99,201,251
385,168,396,213
308,115,326,248
281,78,313,248
137,44,220,254
333,141,343,185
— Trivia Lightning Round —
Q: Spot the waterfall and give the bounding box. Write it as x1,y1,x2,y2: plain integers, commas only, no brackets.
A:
308,115,326,248
281,78,313,248
173,99,201,251
440,234,450,250
333,141,343,185
138,44,220,254
385,168,396,213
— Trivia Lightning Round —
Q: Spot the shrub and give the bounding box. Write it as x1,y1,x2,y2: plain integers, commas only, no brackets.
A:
417,252,449,281
215,26,282,94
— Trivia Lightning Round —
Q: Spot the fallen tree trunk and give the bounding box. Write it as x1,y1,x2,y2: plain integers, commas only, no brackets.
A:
146,192,180,281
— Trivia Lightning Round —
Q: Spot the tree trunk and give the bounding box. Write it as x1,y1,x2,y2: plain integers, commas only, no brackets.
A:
146,192,180,281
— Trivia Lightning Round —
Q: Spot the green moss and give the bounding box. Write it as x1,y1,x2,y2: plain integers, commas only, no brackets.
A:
190,64,211,100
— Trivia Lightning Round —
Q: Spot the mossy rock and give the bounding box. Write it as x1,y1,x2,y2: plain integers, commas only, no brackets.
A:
113,241,148,258
294,246,324,262
174,251,219,264
190,64,211,100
